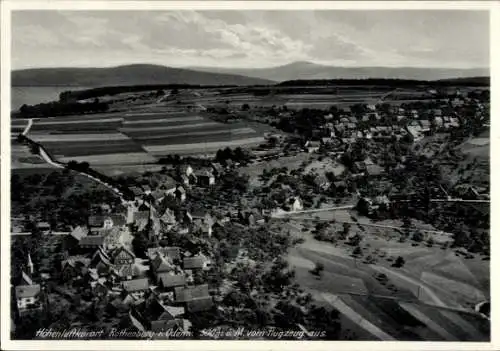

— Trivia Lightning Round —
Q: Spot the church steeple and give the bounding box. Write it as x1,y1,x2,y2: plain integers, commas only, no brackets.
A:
27,252,34,275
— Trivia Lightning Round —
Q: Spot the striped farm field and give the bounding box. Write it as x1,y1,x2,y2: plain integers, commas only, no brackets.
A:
43,139,144,157
143,136,265,155
123,123,235,139
30,119,123,132
128,127,255,141
11,126,25,133
11,119,29,127
59,152,157,165
139,130,259,147
124,111,193,119
33,113,123,123
119,121,221,134
122,116,204,126
33,117,123,126
124,110,190,116
29,132,130,142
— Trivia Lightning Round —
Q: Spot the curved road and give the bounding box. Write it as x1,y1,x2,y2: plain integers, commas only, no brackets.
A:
35,140,130,205
21,118,33,136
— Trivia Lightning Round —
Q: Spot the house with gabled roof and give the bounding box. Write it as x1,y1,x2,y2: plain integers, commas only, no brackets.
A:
110,246,136,266
186,297,214,313
89,248,113,276
122,278,150,296
183,253,212,271
156,272,187,291
150,190,165,204
160,208,177,230
174,284,210,303
132,297,188,333
304,140,321,153
60,256,91,282
64,225,89,252
192,219,213,238
15,284,42,315
79,235,105,251
175,186,186,202
113,262,148,281
151,253,175,279
195,169,215,187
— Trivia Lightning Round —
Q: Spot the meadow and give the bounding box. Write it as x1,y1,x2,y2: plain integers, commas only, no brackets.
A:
281,208,490,341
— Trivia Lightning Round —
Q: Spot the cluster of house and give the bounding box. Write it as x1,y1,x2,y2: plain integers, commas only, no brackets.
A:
300,97,489,151
128,163,222,206
12,162,237,333
15,209,216,333
13,156,282,334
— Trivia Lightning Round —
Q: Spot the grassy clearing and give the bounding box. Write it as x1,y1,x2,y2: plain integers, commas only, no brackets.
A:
427,255,482,287
420,272,486,305
29,132,130,142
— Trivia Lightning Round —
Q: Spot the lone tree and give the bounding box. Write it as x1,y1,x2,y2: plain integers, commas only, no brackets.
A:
393,256,405,268
352,246,362,258
426,237,435,247
310,262,325,276
412,231,424,242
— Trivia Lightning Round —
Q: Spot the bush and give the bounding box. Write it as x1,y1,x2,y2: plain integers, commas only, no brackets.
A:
412,231,424,242
310,262,324,276
352,246,362,258
392,256,405,268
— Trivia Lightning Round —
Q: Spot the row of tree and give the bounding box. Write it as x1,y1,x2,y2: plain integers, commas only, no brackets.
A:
16,100,109,118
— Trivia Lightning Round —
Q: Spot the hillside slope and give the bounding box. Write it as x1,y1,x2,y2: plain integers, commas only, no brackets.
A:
12,64,274,87
190,61,489,82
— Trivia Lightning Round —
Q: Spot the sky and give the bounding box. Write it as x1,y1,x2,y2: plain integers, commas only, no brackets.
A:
11,10,490,70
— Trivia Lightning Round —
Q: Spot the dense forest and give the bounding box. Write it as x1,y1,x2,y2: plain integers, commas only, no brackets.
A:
14,99,110,118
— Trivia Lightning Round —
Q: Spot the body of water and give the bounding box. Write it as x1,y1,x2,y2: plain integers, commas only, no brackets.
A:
11,86,91,111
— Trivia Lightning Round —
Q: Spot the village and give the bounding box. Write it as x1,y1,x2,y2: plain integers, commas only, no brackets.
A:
11,86,490,340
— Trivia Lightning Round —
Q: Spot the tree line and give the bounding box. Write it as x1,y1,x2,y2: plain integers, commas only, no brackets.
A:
14,99,109,118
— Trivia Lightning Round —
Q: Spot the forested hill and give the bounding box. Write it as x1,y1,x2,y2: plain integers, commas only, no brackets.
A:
276,77,490,87
11,64,275,87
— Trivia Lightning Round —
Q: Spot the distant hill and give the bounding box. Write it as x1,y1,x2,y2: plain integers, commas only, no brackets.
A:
189,61,489,82
11,64,274,87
